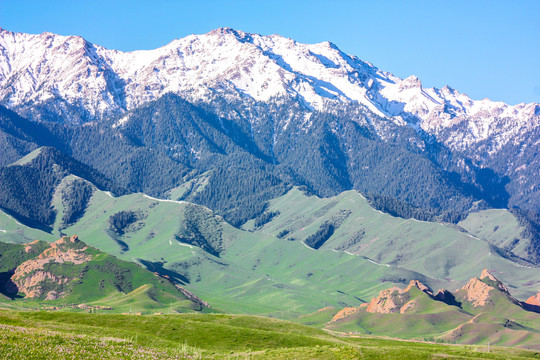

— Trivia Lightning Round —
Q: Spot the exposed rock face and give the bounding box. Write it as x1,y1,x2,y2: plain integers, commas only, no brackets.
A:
1,27,537,162
365,280,432,314
399,300,417,314
458,277,493,307
405,280,433,295
328,269,540,345
45,290,64,301
479,269,512,293
10,235,92,299
526,293,540,307
331,306,360,321
11,271,66,298
366,286,408,314
457,269,520,307
480,269,498,282
36,235,91,265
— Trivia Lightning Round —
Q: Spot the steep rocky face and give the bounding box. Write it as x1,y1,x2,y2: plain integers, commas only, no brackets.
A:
326,270,540,349
480,268,498,281
10,235,92,299
365,286,408,314
4,235,209,310
1,27,539,225
456,277,494,307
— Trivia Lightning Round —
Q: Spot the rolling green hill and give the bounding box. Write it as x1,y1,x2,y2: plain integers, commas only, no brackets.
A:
326,270,540,350
246,188,540,300
0,310,538,359
0,235,208,314
1,179,539,318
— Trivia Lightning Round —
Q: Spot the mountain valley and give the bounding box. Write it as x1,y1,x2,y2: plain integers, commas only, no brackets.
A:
0,26,539,354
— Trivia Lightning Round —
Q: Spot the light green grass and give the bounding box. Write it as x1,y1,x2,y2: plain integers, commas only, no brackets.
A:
248,188,540,300
8,147,43,166
325,280,540,350
0,310,537,359
458,209,530,260
2,182,539,321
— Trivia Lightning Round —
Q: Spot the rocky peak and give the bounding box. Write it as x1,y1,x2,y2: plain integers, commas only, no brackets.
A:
366,286,407,314
404,279,432,295
480,268,498,282
365,280,432,314
456,270,520,308
400,75,422,89
0,28,534,124
331,270,540,326
37,235,90,263
478,269,512,295
458,277,494,307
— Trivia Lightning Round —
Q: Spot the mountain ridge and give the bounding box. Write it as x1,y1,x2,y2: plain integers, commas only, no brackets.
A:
2,27,538,218
1,27,537,157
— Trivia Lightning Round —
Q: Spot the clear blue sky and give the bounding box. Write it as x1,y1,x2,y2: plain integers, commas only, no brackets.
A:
1,0,539,105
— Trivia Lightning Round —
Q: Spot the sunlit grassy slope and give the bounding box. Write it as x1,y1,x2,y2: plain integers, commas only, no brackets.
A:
0,237,208,315
247,188,539,300
0,310,538,359
1,178,538,317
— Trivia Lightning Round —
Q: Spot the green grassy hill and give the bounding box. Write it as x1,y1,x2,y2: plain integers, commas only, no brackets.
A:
0,236,208,314
326,271,540,350
1,182,539,318
246,188,540,300
0,310,538,359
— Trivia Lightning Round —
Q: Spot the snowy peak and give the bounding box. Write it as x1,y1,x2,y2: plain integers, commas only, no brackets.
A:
0,27,538,153
0,28,126,120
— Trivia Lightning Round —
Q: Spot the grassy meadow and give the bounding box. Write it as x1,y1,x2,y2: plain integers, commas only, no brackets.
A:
0,310,539,359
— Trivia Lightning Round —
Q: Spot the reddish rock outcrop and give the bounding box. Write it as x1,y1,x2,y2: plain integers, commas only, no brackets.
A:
458,277,493,307
526,293,540,307
365,280,432,314
480,269,498,282
330,269,539,327
331,307,360,321
457,269,520,307
365,286,407,314
405,279,433,295
10,235,92,299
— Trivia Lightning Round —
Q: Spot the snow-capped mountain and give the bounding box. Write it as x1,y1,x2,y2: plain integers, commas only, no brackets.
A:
0,27,538,157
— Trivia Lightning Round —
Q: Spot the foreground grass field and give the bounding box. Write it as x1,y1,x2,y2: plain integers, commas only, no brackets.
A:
0,310,538,359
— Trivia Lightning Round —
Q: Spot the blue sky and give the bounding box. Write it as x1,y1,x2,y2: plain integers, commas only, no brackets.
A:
1,0,538,105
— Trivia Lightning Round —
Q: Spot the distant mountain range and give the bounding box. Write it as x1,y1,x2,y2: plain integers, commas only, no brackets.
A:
0,27,538,217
